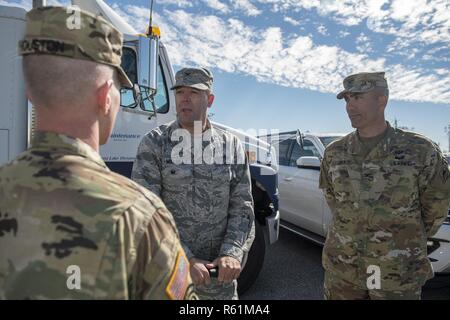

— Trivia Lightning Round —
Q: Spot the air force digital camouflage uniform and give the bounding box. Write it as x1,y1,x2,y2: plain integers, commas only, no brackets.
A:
0,7,195,300
320,72,450,299
132,68,255,300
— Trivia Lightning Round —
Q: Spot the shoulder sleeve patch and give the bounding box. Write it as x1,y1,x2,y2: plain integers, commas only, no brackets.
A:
165,250,190,300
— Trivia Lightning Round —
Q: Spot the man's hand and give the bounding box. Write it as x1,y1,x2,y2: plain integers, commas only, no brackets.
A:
206,256,241,284
189,257,212,286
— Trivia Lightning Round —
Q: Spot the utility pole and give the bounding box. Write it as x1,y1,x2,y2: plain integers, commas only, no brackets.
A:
33,0,46,8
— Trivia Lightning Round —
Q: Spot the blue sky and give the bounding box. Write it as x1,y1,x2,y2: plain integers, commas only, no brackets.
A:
2,0,449,151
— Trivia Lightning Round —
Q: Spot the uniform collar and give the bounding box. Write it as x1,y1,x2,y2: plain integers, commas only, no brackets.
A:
31,131,108,169
347,121,395,157
170,118,219,140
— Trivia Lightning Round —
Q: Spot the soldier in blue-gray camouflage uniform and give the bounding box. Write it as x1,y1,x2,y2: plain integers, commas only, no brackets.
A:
319,71,450,300
132,67,255,300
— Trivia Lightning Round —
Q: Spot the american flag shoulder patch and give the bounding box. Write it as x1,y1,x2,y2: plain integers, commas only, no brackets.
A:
165,250,189,300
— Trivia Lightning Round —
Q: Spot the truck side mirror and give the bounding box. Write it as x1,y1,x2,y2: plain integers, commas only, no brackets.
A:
138,35,158,93
119,36,159,117
296,156,321,170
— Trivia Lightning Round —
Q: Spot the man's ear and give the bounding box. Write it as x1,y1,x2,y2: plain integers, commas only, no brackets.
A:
378,94,388,111
207,93,215,108
97,79,114,115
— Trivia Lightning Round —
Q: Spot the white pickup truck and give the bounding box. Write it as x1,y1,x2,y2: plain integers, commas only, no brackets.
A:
261,130,450,275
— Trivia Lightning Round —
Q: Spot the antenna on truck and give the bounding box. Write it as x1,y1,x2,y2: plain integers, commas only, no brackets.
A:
149,0,154,30
146,0,158,120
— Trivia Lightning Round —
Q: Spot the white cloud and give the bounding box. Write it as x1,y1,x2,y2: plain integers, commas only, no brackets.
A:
317,24,328,36
435,69,448,76
283,16,300,26
113,6,449,103
339,30,350,38
386,37,409,53
386,38,421,60
4,1,447,104
355,33,372,54
367,0,450,46
160,0,193,7
202,0,229,13
257,0,371,25
387,65,450,103
257,0,450,47
233,0,261,17
422,45,450,63
111,4,150,33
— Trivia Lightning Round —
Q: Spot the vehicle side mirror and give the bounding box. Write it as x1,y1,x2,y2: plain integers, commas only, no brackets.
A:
119,36,159,117
138,35,158,93
296,156,321,170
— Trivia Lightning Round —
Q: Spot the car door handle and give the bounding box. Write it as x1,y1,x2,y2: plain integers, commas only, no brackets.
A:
284,177,293,181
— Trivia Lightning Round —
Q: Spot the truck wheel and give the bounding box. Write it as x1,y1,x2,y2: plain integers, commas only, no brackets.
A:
238,221,265,295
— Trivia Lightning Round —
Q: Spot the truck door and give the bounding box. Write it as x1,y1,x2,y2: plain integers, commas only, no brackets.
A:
100,46,175,178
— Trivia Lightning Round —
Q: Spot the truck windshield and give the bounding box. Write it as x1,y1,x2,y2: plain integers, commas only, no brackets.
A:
121,47,137,84
319,136,342,147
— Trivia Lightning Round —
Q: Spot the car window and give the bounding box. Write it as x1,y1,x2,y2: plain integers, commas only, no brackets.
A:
289,139,320,167
278,139,292,166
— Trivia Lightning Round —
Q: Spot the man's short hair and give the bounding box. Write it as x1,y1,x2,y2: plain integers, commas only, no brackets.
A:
23,55,118,109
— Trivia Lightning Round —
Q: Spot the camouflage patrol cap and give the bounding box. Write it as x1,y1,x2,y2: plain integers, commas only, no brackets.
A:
171,67,213,91
337,72,388,99
18,6,132,88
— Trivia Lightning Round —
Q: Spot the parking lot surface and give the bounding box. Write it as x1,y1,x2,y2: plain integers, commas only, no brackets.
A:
241,228,450,300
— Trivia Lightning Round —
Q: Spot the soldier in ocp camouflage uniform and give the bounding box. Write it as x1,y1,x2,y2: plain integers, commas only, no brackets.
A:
319,72,450,299
132,67,255,300
0,6,196,300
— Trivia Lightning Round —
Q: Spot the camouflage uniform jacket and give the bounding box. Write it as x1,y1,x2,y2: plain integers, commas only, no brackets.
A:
0,132,195,300
131,121,255,264
319,122,450,290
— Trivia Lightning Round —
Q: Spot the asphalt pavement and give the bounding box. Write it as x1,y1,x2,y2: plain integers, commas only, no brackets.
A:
241,228,450,300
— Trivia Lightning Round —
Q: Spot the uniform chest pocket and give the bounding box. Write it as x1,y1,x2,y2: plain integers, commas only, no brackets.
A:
330,165,356,202
212,164,232,183
161,157,192,188
210,164,232,202
383,165,419,210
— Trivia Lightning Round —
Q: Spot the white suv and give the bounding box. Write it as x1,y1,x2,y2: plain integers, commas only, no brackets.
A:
261,131,450,274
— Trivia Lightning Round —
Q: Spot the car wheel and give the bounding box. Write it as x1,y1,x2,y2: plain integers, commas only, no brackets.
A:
238,221,265,295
